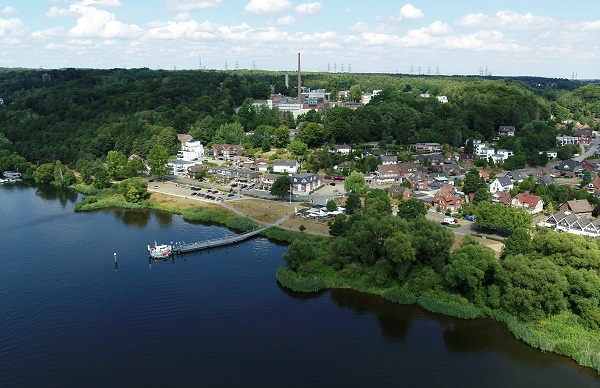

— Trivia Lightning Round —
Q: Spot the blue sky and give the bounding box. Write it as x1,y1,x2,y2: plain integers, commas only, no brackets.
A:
1,0,599,78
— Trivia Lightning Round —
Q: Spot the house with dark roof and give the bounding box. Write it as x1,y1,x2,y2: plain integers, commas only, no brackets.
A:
489,176,514,193
332,144,352,154
291,173,321,195
536,175,557,186
273,159,299,174
556,159,581,173
457,154,476,165
560,199,593,218
380,155,398,165
574,129,593,145
211,144,245,159
498,126,516,137
507,170,528,183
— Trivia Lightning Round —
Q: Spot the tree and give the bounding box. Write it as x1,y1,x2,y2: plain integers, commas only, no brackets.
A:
33,163,55,184
581,169,593,188
501,228,531,259
472,187,492,204
53,160,75,187
147,144,170,180
93,169,111,189
288,140,308,156
270,175,291,198
326,199,337,212
349,85,362,102
363,189,392,218
443,241,500,305
213,122,245,145
499,255,568,321
119,177,148,202
463,168,486,195
397,198,427,220
106,150,127,180
345,193,362,215
344,171,369,195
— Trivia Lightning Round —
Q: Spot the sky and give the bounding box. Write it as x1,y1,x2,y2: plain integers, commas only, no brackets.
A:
1,0,599,79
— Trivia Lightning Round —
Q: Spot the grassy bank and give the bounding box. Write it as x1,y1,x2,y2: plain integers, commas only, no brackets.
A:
276,266,600,373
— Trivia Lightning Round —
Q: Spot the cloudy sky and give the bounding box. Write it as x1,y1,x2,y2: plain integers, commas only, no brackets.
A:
1,0,599,78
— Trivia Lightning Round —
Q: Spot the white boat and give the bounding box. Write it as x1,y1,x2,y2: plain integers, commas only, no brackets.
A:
3,171,21,180
148,242,172,259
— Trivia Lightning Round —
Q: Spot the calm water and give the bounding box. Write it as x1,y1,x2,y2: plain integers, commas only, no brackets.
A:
1,183,599,387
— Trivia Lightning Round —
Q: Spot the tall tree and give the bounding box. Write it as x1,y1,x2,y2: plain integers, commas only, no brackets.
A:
147,144,170,180
270,175,291,198
344,171,369,195
463,168,486,195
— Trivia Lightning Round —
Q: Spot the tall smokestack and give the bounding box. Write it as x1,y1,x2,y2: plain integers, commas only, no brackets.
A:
297,53,301,103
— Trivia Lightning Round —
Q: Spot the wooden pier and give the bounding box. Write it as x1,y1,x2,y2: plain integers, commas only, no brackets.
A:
169,228,265,255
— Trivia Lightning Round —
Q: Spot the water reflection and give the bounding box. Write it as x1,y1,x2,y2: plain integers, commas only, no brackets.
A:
330,289,412,341
155,211,174,226
112,208,151,227
276,282,325,301
35,184,79,206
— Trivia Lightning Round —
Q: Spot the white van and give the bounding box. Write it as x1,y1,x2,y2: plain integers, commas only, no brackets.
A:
442,217,458,225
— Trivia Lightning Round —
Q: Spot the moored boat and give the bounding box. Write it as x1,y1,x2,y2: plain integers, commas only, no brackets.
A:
148,242,172,259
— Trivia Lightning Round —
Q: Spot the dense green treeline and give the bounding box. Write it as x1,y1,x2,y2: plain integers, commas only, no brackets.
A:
0,67,599,175
280,205,600,371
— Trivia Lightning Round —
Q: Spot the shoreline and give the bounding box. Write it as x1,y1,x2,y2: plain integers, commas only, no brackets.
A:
70,181,600,374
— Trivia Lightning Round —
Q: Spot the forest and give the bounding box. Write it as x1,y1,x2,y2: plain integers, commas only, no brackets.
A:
1,67,600,180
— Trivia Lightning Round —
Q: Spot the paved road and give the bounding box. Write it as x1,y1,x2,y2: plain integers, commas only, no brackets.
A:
574,131,600,162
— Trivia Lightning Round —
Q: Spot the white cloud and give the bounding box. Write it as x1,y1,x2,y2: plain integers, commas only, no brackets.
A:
45,6,74,18
295,2,321,16
421,21,452,36
277,15,295,25
31,26,65,39
166,0,222,12
0,17,27,36
68,38,95,46
399,4,424,20
68,2,144,39
349,22,369,32
1,6,17,16
244,0,291,15
582,21,600,31
456,10,554,30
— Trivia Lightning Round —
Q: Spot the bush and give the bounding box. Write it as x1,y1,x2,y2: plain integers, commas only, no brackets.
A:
276,266,328,292
225,217,260,232
417,292,485,319
182,208,229,223
381,287,418,305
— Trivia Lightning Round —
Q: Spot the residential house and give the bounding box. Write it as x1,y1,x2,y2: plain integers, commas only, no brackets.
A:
542,211,600,238
581,159,600,173
334,160,351,170
177,137,204,162
432,185,463,212
556,136,580,146
477,147,496,159
273,159,299,174
187,164,209,179
479,170,491,183
332,144,352,155
507,170,528,183
574,129,593,145
380,155,398,165
498,125,516,137
512,192,544,214
556,159,581,174
489,176,514,193
290,173,321,195
492,191,511,205
587,176,600,195
536,175,557,186
540,151,558,160
389,185,412,199
168,159,195,176
457,154,476,164
560,199,593,218
413,143,441,152
490,149,514,164
261,173,280,189
376,164,403,183
211,144,245,159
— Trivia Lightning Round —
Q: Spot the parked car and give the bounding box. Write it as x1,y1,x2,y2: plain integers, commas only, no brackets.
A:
441,217,459,225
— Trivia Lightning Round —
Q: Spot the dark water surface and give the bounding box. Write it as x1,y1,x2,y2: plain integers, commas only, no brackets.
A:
1,184,599,387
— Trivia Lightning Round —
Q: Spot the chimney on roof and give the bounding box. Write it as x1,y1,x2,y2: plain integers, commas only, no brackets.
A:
297,53,301,103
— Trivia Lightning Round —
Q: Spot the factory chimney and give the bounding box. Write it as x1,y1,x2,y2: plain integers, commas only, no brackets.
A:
297,53,301,103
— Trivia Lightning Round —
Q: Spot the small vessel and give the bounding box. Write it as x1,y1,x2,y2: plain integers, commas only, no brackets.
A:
148,242,172,259
3,171,21,180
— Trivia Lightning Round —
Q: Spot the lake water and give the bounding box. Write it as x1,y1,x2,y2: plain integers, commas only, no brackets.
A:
1,183,599,387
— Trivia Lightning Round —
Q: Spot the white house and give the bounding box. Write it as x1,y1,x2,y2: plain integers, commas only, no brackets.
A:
168,159,196,176
437,96,448,103
291,173,321,195
332,144,352,155
498,126,516,137
178,139,204,161
489,176,514,193
478,147,495,159
273,159,299,174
